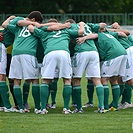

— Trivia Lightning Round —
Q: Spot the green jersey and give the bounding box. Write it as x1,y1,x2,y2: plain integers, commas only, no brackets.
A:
70,23,100,53
33,27,79,55
128,35,133,46
95,31,127,61
2,17,24,47
7,24,39,57
117,36,132,49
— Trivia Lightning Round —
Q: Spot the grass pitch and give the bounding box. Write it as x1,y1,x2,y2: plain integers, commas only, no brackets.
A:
0,77,133,133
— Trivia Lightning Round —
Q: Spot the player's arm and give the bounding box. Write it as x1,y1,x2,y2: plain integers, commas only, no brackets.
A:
99,22,107,30
100,22,107,28
107,28,130,36
117,31,128,37
78,21,85,36
77,33,98,44
17,19,35,26
30,22,71,31
2,15,16,28
47,22,71,31
28,24,35,33
34,22,59,28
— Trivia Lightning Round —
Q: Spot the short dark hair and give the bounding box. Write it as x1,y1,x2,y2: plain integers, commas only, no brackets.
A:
27,11,43,23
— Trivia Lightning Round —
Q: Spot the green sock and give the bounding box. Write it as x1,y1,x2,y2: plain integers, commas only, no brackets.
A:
40,83,49,110
71,84,77,104
63,85,72,109
0,81,11,109
23,82,30,104
13,86,24,109
0,95,4,107
73,86,82,110
32,84,40,109
124,83,132,104
110,84,125,106
112,84,120,108
103,84,109,110
95,84,104,109
47,82,52,104
50,79,58,104
121,88,126,104
119,84,125,97
87,82,94,104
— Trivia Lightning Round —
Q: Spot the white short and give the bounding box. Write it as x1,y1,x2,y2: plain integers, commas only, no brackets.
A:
122,46,133,82
100,55,127,77
0,43,7,75
9,54,39,80
72,51,101,78
41,50,72,79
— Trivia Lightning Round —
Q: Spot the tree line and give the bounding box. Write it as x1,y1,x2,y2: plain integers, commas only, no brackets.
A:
0,0,133,14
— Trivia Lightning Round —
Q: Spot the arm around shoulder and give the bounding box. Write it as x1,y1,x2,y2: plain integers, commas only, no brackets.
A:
2,15,16,28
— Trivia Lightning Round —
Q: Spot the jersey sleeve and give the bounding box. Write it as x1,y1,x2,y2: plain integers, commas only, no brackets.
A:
9,17,24,25
86,23,100,33
33,27,47,39
7,24,16,34
67,29,79,38
39,26,48,31
108,30,119,39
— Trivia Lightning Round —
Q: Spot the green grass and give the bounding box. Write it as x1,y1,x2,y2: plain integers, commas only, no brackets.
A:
0,77,133,133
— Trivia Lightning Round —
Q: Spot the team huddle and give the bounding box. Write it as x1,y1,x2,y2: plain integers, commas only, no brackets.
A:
0,10,133,115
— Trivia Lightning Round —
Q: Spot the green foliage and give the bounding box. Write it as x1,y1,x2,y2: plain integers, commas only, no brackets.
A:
0,0,133,14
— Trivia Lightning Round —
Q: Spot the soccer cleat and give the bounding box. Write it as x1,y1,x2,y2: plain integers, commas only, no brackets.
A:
121,102,133,109
4,107,17,113
109,107,119,111
24,103,31,110
72,108,83,113
82,102,94,108
46,103,51,109
118,103,123,110
34,108,41,114
24,108,30,113
19,109,25,113
94,108,105,113
104,109,110,113
13,107,20,112
51,104,56,109
40,109,48,114
0,107,5,111
62,108,72,114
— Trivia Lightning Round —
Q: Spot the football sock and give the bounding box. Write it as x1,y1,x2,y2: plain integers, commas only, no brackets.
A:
13,85,24,109
103,84,109,110
121,87,126,104
119,84,125,97
23,82,30,105
71,83,77,105
112,84,120,108
9,82,17,106
32,84,40,109
50,79,58,104
95,84,104,109
73,85,82,110
87,82,94,104
63,85,72,109
124,83,132,104
0,81,11,109
40,83,49,110
0,95,4,107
